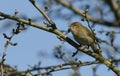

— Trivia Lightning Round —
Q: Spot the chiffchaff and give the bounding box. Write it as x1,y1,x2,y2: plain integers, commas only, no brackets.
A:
69,22,100,54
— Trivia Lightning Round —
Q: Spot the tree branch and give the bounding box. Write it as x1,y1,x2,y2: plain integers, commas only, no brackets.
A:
55,0,120,27
1,11,120,76
29,0,57,29
0,12,50,32
105,0,120,20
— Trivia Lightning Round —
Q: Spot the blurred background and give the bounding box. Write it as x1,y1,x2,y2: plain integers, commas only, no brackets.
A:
0,0,120,76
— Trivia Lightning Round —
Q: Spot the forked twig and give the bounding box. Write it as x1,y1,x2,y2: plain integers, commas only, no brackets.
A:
29,0,57,29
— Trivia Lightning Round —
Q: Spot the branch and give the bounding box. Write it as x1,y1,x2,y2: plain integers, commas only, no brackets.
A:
3,58,120,75
105,0,120,20
1,11,120,76
29,0,57,29
55,0,120,27
0,12,50,32
10,61,100,75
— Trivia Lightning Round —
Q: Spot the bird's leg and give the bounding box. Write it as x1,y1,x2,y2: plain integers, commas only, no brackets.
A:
72,50,79,57
84,45,90,49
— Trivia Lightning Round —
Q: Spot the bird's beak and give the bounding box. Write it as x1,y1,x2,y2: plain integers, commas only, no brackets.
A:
68,28,71,33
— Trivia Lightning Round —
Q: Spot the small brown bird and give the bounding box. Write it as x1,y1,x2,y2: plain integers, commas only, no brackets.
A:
69,22,100,54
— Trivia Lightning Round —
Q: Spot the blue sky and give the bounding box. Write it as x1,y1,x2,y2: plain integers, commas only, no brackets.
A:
0,0,119,76
0,0,58,69
0,0,73,76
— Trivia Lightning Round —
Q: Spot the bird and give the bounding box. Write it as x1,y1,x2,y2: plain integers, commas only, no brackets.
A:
69,22,100,54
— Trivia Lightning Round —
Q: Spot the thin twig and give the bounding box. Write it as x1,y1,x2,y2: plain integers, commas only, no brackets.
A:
0,12,50,32
0,22,26,76
29,0,57,29
12,61,100,75
84,10,101,51
0,34,13,76
55,0,120,27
